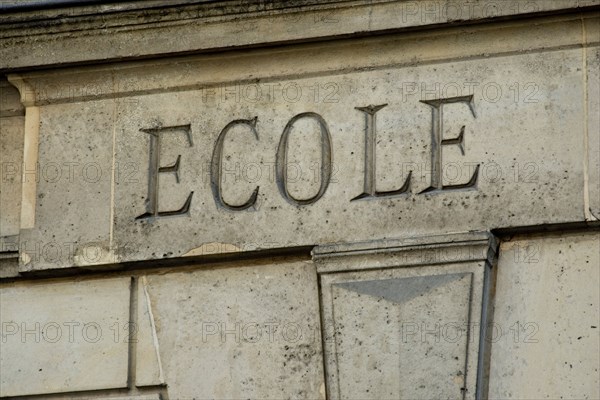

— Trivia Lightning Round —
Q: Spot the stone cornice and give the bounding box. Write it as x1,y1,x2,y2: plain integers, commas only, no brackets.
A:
1,0,598,71
6,12,599,107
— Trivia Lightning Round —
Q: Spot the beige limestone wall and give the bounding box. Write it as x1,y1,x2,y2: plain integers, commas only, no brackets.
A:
0,1,599,399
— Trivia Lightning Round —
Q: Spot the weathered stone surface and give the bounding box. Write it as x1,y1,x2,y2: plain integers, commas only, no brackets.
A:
0,254,18,278
0,1,598,399
315,232,497,399
17,100,116,269
139,258,325,399
488,232,600,399
1,0,597,71
586,17,600,220
8,15,597,272
0,115,23,238
0,78,24,239
0,277,131,397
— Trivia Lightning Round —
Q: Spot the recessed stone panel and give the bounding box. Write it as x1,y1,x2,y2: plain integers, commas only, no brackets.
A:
315,232,497,399
330,273,472,399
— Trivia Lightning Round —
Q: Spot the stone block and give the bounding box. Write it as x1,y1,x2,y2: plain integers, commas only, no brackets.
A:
138,258,325,399
0,277,131,397
488,232,600,399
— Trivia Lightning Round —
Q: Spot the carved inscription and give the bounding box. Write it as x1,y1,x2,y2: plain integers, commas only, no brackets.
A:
211,118,260,211
276,112,333,206
420,95,479,193
136,125,194,220
352,104,412,201
137,96,479,220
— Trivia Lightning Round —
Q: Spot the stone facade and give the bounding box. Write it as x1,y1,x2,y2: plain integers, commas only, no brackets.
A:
0,1,598,399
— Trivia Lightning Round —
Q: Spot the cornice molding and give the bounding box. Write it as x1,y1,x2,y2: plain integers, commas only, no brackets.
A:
312,232,499,273
1,0,598,71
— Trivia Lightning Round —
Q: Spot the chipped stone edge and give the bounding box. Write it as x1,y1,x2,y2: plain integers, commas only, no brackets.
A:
139,276,165,386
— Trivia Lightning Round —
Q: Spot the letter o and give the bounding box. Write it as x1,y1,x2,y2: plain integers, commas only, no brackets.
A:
82,322,102,343
282,83,302,103
276,112,332,206
483,82,502,103
83,162,102,183
42,242,62,263
242,323,262,343
43,322,62,343
82,243,102,263
441,323,462,343
43,162,61,183
282,322,302,343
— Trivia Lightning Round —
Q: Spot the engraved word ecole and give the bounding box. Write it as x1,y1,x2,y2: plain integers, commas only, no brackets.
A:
136,95,479,220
